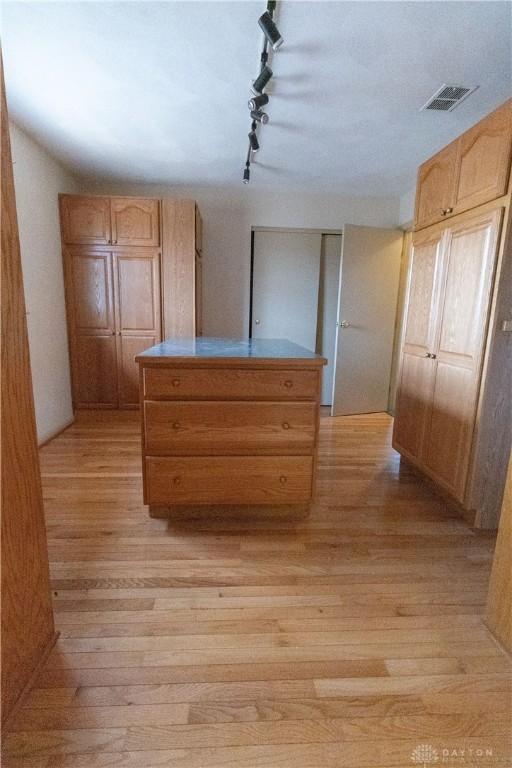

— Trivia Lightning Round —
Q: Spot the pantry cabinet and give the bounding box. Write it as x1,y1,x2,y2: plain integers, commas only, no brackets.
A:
415,100,512,230
394,98,511,528
60,194,203,409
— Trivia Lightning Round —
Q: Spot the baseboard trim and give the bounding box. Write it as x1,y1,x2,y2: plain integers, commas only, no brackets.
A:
3,630,60,728
38,416,75,448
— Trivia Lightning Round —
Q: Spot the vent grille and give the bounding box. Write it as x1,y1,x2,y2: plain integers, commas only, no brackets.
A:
421,84,478,112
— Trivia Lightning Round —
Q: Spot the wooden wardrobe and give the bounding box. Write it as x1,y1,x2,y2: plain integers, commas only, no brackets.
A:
59,195,203,409
393,99,512,528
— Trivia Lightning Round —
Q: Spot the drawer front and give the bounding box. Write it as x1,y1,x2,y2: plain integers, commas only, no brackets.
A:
145,456,313,505
143,367,319,401
144,401,317,455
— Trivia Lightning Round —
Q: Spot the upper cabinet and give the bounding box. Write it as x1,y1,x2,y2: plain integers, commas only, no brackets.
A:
111,197,160,247
60,195,160,247
454,102,512,213
60,195,111,245
415,99,512,230
415,142,458,229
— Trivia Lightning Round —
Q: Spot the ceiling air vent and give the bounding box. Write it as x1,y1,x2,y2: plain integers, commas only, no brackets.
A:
421,84,478,112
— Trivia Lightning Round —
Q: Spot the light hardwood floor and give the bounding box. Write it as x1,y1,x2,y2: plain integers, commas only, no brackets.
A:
3,411,511,767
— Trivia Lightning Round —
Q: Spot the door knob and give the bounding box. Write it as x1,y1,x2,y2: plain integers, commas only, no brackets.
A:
340,321,351,328
254,319,260,325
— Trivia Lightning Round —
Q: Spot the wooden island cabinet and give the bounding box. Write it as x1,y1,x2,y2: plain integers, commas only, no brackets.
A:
136,338,326,516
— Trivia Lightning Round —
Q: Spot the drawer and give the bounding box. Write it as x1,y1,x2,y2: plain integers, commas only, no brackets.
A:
143,367,319,401
145,456,313,505
144,401,317,455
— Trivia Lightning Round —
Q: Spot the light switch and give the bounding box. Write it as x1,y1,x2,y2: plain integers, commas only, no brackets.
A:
501,319,512,332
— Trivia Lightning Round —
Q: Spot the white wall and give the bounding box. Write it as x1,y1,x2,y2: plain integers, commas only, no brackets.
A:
11,123,78,443
398,187,415,228
82,180,400,337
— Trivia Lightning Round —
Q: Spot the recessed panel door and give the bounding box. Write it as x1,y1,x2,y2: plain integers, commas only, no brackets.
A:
114,251,161,407
423,209,502,501
67,249,118,407
111,198,160,247
61,196,111,245
392,231,444,460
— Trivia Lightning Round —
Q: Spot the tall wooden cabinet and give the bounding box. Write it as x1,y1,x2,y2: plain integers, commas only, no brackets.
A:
394,99,512,527
60,195,203,409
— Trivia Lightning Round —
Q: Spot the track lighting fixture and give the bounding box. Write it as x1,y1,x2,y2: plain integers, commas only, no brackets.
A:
258,10,283,51
252,65,273,94
241,1,283,184
248,93,269,111
251,109,269,124
248,131,260,152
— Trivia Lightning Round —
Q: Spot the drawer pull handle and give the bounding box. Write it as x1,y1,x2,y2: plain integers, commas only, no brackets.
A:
173,476,181,486
172,379,181,387
279,475,287,484
282,422,290,430
172,421,181,429
284,380,293,388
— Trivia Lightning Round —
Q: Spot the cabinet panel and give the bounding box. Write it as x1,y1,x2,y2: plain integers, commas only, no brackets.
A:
195,205,203,253
111,198,160,246
423,209,502,501
195,252,203,336
74,335,118,407
70,251,114,331
454,100,512,214
392,233,443,460
415,142,458,229
60,196,111,245
115,252,160,333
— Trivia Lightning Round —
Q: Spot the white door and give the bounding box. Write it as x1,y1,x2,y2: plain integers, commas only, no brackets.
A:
317,234,342,405
332,225,403,416
252,230,322,351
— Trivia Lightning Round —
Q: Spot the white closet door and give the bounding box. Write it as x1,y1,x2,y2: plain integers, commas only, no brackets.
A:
331,225,403,416
252,230,322,351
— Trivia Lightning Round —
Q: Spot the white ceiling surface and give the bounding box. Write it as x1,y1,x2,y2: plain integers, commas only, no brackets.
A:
2,1,511,194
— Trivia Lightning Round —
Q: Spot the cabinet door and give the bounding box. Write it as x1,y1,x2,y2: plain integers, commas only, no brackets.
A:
392,232,443,461
114,251,161,407
415,142,458,229
111,198,160,247
66,249,118,407
60,196,111,245
423,209,502,501
454,100,512,215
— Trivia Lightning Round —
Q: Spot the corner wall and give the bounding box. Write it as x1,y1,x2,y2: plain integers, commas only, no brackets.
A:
10,123,77,443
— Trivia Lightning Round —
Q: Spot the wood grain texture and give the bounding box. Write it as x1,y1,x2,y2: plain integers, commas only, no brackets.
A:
59,195,111,245
161,198,199,338
415,140,458,229
1,56,56,725
454,99,512,214
486,454,512,651
3,409,510,766
110,197,160,247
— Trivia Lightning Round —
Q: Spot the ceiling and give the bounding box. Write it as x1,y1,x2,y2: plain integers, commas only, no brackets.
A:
2,1,511,195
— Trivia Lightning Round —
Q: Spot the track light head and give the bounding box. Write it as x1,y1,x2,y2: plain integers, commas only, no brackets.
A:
243,165,250,184
258,11,283,50
252,65,273,94
250,109,269,124
248,131,260,152
248,93,269,111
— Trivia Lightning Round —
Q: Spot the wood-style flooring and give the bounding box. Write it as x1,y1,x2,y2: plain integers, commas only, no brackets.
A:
4,411,511,767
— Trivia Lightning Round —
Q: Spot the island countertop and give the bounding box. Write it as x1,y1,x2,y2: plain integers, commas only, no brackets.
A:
136,337,326,367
